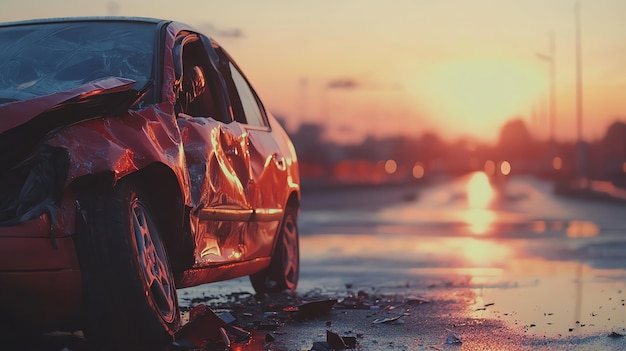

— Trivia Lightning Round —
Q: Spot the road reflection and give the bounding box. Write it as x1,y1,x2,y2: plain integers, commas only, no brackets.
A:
465,171,498,234
298,174,626,337
466,171,495,209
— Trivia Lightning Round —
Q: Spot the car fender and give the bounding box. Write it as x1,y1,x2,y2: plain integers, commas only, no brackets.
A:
46,102,192,207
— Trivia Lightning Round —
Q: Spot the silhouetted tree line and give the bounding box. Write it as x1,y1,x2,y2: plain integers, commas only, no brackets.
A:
279,117,626,186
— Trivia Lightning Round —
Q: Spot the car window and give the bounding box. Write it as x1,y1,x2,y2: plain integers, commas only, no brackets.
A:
174,34,235,124
0,21,155,105
227,62,267,128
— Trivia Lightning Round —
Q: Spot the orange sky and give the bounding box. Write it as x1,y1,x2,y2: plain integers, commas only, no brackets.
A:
3,0,625,144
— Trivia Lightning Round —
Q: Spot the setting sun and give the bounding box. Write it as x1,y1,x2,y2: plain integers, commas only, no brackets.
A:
413,58,544,139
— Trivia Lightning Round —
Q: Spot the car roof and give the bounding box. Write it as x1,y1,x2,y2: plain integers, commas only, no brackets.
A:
0,16,170,28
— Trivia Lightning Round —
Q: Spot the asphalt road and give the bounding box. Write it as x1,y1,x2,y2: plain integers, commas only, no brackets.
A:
10,173,626,350
307,174,626,348
179,173,626,350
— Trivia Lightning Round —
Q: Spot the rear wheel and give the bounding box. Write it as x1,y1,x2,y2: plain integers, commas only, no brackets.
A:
76,180,180,350
250,206,300,293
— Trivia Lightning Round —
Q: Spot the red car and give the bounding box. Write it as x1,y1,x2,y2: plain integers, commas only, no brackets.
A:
0,17,300,349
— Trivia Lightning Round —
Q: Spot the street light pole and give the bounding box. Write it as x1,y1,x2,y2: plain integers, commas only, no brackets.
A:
575,1,585,180
548,32,556,143
537,32,556,143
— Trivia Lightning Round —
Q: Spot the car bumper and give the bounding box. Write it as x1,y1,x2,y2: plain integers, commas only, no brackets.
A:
0,215,82,329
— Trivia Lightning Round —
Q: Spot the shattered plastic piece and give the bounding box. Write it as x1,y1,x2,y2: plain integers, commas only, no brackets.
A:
283,298,337,318
326,330,347,349
173,304,252,348
342,336,357,348
311,330,358,351
224,325,251,343
219,327,231,349
219,311,237,325
406,295,430,304
174,304,226,348
444,332,462,344
336,295,372,310
311,341,332,351
372,315,404,324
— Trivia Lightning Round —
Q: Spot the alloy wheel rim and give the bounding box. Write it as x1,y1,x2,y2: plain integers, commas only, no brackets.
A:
131,200,176,323
281,214,299,289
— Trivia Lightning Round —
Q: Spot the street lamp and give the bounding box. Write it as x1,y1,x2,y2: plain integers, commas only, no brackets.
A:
575,1,585,180
536,32,556,143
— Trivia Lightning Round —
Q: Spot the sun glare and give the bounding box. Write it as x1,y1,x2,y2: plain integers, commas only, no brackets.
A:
465,172,497,235
462,238,512,266
413,58,544,140
467,171,495,209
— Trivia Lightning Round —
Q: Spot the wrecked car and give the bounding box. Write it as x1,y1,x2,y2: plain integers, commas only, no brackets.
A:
0,17,300,349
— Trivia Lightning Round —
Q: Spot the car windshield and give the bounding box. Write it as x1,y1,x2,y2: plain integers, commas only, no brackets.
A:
0,21,155,105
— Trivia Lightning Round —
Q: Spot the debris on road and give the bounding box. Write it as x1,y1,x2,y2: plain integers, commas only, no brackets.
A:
326,330,348,349
444,332,462,344
173,304,226,348
371,315,405,325
406,295,430,305
335,291,373,310
172,304,251,350
311,330,358,350
283,298,337,318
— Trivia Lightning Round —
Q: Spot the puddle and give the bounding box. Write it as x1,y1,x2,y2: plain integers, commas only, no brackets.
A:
297,233,626,338
469,261,626,337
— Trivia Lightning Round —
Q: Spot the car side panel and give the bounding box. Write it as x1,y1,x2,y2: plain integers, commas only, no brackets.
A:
243,127,289,259
177,115,254,264
46,103,192,205
0,214,82,328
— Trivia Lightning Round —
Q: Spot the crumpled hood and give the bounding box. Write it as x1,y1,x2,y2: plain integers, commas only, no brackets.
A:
0,77,138,135
0,77,145,172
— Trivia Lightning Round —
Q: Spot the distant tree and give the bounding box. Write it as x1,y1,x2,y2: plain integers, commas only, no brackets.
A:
496,118,535,162
602,121,626,157
593,120,626,182
420,132,446,165
291,123,331,165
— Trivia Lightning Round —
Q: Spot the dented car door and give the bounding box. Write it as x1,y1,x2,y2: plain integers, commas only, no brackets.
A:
173,33,253,265
183,118,253,265
216,49,289,260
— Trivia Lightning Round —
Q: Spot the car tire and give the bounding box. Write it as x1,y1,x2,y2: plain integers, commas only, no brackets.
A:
250,206,300,293
76,180,180,350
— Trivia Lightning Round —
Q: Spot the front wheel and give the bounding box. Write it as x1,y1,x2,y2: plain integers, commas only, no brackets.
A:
250,206,300,293
76,180,180,350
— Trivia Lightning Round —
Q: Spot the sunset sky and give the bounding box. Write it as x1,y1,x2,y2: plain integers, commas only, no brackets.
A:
3,1,625,144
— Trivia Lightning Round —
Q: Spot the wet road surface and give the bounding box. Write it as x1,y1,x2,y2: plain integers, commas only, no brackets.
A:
178,173,626,350
9,173,626,350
